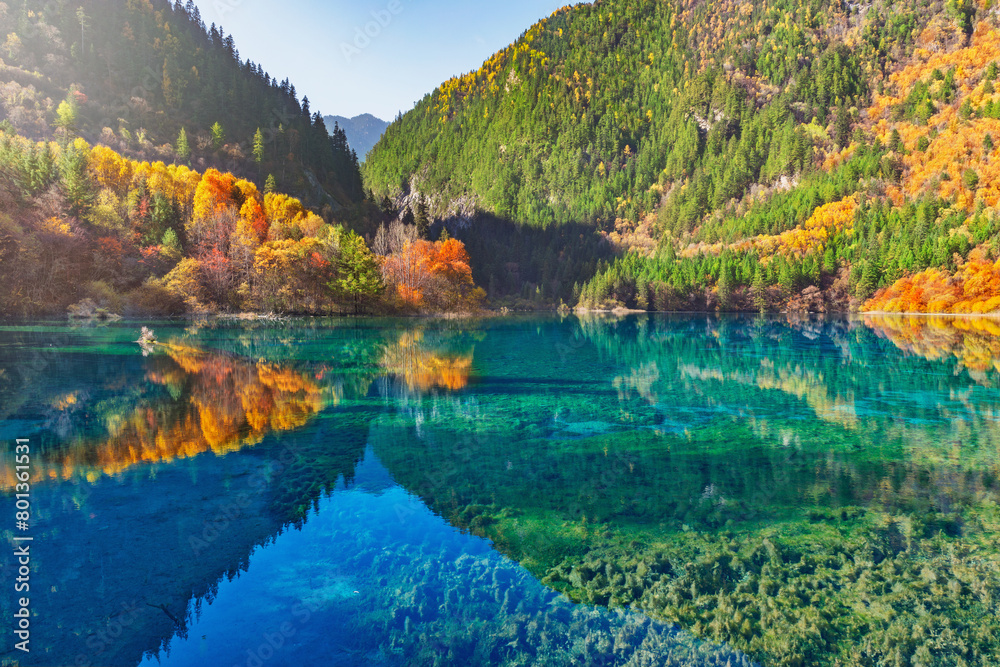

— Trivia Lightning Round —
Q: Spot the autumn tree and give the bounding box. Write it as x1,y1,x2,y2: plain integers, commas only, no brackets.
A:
56,95,79,135
190,168,239,252
381,237,484,312
372,219,417,258
0,126,375,316
253,237,335,312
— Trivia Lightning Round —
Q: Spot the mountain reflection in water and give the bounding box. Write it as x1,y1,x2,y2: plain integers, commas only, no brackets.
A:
2,314,1000,667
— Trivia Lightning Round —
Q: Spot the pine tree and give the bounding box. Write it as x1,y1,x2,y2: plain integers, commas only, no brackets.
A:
778,260,796,297
752,268,767,313
834,104,852,149
332,230,384,314
252,128,265,165
856,259,880,300
59,142,93,218
211,122,225,151
717,264,733,311
380,195,395,221
176,127,190,161
415,196,430,239
889,129,904,153
823,247,837,275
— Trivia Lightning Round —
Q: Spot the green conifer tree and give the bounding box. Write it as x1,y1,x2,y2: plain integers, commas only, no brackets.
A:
176,127,190,161
415,196,430,239
211,122,225,151
332,231,384,314
253,128,265,166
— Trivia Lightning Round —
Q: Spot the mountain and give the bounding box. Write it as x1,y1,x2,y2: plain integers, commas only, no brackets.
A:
0,0,362,206
364,0,1000,313
324,113,390,161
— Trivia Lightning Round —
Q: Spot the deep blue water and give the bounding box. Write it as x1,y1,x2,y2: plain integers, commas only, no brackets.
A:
1,314,999,666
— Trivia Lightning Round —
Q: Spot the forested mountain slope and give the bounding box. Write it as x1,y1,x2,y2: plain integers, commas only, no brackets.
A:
0,0,362,206
0,1,490,317
365,0,1000,312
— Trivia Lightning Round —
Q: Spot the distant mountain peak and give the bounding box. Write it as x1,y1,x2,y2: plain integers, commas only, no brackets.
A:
324,114,390,161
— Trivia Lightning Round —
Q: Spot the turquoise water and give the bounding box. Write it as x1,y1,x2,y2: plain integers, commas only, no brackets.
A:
1,314,999,666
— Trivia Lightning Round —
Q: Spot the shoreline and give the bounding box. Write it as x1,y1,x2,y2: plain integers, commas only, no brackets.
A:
860,310,1000,320
36,307,1000,323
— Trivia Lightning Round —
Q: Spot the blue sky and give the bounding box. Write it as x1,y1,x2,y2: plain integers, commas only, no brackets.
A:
191,0,569,121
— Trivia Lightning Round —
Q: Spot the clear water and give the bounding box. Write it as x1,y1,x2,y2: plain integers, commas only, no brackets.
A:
1,314,999,666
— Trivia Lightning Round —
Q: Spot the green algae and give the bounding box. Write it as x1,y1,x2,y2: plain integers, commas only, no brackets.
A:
400,446,1000,666
367,314,1000,666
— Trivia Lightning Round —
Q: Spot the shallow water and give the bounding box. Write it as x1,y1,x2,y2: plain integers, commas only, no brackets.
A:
1,314,999,666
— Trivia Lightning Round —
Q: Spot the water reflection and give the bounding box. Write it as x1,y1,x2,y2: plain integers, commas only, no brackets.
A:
0,325,482,491
3,315,1000,667
142,449,753,667
0,343,333,490
677,358,859,429
377,330,475,394
865,313,1000,382
368,314,1000,667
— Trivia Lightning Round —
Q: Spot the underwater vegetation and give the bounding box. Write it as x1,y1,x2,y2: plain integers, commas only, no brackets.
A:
371,314,1000,667
3,313,1000,666
380,418,1000,666
293,480,758,667
541,512,1000,667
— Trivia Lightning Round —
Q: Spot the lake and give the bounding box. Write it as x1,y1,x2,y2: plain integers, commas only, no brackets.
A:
1,314,999,666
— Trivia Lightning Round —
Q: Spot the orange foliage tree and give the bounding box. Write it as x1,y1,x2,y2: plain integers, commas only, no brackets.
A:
12,138,435,315
190,168,239,252
381,238,485,312
864,248,1000,314
252,237,336,312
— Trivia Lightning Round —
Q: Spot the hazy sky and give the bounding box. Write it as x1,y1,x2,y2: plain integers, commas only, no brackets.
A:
191,0,568,121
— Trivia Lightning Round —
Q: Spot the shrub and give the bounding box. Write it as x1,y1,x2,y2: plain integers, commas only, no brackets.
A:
123,283,186,316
